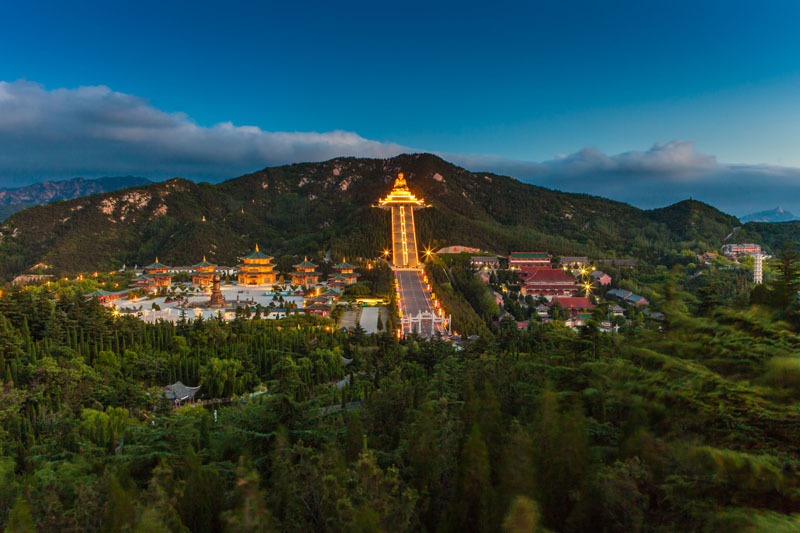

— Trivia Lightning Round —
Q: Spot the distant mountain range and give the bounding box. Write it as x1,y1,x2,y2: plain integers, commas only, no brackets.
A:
740,206,798,223
0,176,152,221
0,153,751,280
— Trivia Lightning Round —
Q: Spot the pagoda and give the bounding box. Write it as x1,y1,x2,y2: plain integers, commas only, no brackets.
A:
144,258,172,287
377,173,428,268
290,257,321,286
192,256,217,286
207,273,226,308
331,258,360,286
237,245,278,286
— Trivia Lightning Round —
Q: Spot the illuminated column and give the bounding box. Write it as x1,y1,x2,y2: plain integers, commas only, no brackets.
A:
377,173,427,269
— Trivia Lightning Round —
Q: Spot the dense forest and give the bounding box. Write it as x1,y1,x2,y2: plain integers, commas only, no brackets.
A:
1,245,800,532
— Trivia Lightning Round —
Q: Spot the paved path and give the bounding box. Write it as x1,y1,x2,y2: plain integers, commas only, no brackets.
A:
360,306,387,334
338,309,360,331
396,269,441,337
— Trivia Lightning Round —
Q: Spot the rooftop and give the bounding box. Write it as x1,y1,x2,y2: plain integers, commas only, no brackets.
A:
522,268,576,283
145,258,170,270
294,257,318,268
240,244,274,261
193,256,217,268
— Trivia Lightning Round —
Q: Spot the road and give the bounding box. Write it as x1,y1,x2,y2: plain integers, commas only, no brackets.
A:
395,269,441,337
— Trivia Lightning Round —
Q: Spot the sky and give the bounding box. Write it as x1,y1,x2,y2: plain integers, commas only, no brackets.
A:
1,0,800,216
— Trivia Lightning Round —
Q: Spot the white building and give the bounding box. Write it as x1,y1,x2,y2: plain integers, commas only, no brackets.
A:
754,253,763,284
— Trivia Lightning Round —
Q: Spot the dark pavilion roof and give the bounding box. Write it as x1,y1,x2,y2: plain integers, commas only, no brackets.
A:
145,259,170,270
305,303,333,310
132,274,154,281
85,289,113,298
193,257,217,268
294,258,318,268
322,288,342,296
241,250,273,260
333,259,356,270
164,381,201,402
240,245,273,261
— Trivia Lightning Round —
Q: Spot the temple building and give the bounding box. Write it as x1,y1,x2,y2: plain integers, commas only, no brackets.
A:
331,258,360,285
290,257,321,286
237,245,278,286
519,268,579,296
144,258,172,287
192,256,217,286
377,173,428,268
129,273,156,291
509,252,551,269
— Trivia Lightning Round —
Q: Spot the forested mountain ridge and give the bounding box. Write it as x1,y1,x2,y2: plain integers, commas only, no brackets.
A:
0,176,152,221
0,153,754,279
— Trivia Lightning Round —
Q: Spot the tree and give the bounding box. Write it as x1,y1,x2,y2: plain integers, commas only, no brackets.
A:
6,495,35,533
222,457,275,532
503,496,544,533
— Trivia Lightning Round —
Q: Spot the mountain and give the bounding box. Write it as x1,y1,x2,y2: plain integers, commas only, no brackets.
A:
0,176,152,221
740,206,798,223
0,154,744,280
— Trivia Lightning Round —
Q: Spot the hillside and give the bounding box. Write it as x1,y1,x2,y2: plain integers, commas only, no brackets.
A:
0,176,152,221
0,154,742,280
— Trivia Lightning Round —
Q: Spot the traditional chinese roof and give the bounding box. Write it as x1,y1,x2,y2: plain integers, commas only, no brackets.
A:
523,268,576,284
132,274,154,282
305,303,333,310
294,257,318,268
163,381,201,402
548,297,595,310
322,288,342,296
145,258,170,270
85,289,113,298
333,259,357,270
193,256,217,268
240,245,273,261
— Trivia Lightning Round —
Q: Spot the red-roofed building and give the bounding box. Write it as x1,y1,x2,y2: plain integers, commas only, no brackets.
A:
520,268,579,296
549,296,595,317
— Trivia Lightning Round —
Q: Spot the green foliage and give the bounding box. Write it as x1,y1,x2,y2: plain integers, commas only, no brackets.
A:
1,246,800,531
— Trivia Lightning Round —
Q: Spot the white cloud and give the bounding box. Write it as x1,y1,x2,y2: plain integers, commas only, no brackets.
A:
445,141,800,216
0,80,410,183
1,79,799,216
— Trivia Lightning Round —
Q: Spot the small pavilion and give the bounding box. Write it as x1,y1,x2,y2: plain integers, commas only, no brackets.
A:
237,245,278,286
164,381,201,406
331,258,360,285
290,257,321,286
192,256,217,286
144,258,173,287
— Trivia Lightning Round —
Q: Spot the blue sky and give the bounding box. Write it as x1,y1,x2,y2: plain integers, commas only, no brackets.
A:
1,0,800,215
